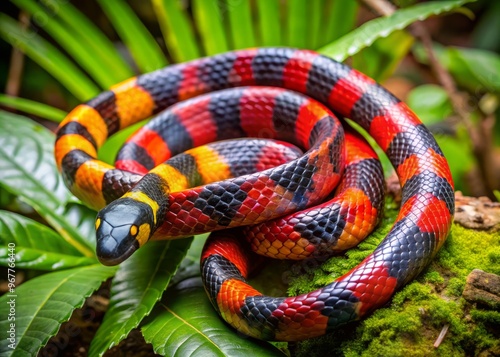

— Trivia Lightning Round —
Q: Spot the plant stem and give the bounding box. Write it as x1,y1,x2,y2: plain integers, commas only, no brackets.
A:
5,11,29,97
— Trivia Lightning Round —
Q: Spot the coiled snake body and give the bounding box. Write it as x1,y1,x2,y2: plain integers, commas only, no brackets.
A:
55,48,454,341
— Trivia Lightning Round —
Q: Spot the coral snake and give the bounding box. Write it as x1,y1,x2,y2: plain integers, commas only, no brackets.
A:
55,48,454,341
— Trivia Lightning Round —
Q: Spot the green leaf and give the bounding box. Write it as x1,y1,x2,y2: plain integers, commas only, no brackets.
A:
494,190,500,202
308,0,325,49
142,277,286,356
0,207,75,253
0,187,23,211
40,0,134,82
0,13,99,101
446,47,500,94
182,235,208,266
413,43,500,95
0,111,71,210
152,0,201,62
0,264,117,356
0,210,97,270
59,202,98,248
1,246,95,270
11,0,119,89
0,111,94,257
226,0,256,49
285,0,307,48
255,0,282,46
319,0,474,62
96,0,168,73
170,234,209,286
472,0,500,52
320,0,359,48
192,0,229,55
41,205,96,257
412,41,448,66
0,95,67,123
89,239,192,356
351,30,414,82
407,84,453,125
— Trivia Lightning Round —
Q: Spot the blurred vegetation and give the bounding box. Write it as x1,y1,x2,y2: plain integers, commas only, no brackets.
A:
0,0,499,356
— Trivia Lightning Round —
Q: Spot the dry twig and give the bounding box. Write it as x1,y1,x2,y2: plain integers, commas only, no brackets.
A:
434,324,450,348
5,11,29,97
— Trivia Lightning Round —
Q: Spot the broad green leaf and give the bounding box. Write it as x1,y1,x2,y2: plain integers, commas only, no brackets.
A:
226,0,256,49
0,207,90,267
40,0,134,82
407,84,453,125
0,111,94,256
0,246,95,270
0,111,71,210
0,13,99,101
89,239,192,357
152,0,201,62
256,0,282,46
285,0,307,48
11,0,118,89
59,202,98,248
319,0,474,62
320,0,359,48
142,277,286,356
0,188,23,212
472,0,500,52
0,264,117,356
183,235,208,265
412,41,448,66
446,47,500,94
413,43,500,95
170,234,209,286
96,0,168,73
41,205,96,257
192,0,229,55
352,30,414,82
0,95,66,123
0,210,93,267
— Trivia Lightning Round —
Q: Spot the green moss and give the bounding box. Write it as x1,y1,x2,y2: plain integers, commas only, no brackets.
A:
392,282,434,305
435,225,500,278
446,277,464,297
487,247,500,265
471,309,500,325
423,269,445,285
292,199,500,357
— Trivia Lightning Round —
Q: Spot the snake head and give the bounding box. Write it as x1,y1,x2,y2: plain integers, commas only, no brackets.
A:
95,198,155,266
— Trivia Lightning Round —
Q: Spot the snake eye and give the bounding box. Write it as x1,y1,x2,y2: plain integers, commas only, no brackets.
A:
95,218,101,230
130,224,138,236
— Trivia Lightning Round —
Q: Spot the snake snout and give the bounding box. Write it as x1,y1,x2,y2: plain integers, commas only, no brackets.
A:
95,198,154,266
95,219,140,266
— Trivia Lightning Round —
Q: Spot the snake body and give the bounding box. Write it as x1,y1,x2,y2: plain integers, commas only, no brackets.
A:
54,47,454,341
